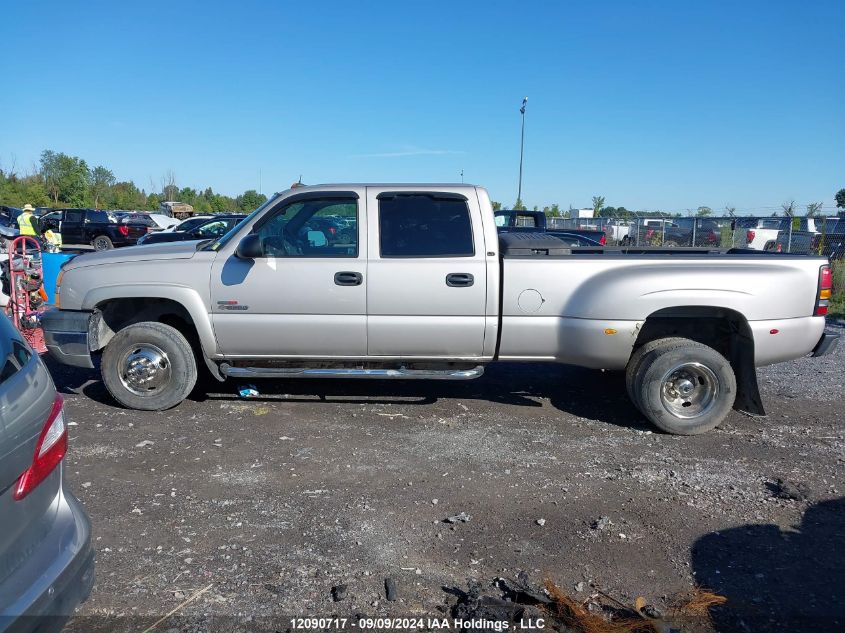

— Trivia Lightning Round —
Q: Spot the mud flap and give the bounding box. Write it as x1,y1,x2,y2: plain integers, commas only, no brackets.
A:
732,339,765,417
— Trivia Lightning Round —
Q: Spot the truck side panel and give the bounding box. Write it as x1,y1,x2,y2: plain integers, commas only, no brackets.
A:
499,255,826,368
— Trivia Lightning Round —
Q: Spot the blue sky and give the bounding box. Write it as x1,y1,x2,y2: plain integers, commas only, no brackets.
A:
1,0,843,213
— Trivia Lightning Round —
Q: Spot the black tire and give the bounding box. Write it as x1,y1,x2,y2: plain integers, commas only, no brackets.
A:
632,338,736,435
625,337,687,410
101,321,197,411
93,235,114,250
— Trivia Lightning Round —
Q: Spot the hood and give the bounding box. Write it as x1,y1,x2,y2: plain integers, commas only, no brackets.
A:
64,241,204,270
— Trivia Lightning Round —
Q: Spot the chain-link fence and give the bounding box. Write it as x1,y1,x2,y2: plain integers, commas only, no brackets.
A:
545,215,845,258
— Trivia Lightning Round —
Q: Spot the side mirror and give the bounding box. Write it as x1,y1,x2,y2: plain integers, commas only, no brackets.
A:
236,233,264,259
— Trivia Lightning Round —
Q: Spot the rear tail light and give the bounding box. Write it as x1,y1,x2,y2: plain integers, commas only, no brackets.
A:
13,395,67,501
815,265,833,316
599,234,606,246
747,230,755,243
118,225,129,237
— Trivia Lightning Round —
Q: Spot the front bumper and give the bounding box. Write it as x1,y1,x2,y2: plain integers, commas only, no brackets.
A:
40,309,94,369
812,331,840,357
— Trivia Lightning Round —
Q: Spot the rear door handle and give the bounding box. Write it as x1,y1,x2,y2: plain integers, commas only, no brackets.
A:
334,271,363,286
446,273,474,287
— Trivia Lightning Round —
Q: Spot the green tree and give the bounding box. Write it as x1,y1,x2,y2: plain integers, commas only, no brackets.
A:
89,165,115,208
108,181,145,209
490,200,502,211
237,189,267,212
549,203,560,217
592,196,605,216
835,188,845,209
512,198,526,211
724,205,737,217
696,206,713,217
0,170,50,207
40,150,90,206
146,193,160,211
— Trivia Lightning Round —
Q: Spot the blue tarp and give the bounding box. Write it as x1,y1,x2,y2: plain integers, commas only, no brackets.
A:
42,252,75,305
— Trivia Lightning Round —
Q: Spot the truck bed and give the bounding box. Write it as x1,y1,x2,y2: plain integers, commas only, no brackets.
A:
497,233,828,369
498,231,767,257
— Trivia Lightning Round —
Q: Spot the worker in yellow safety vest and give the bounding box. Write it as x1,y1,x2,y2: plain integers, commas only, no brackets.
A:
17,204,38,236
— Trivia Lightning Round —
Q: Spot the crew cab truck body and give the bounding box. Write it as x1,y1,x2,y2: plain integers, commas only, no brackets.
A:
42,185,838,435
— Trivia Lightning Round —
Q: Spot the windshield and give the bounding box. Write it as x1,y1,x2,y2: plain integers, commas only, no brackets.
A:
204,194,281,251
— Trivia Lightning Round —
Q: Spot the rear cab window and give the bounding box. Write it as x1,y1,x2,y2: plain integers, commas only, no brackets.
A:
378,194,474,258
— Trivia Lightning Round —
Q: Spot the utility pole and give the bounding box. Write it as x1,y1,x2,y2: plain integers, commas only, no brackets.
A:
517,96,528,203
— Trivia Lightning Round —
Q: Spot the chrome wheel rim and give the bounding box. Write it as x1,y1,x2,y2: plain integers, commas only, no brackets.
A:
659,362,719,419
94,238,110,250
118,344,171,396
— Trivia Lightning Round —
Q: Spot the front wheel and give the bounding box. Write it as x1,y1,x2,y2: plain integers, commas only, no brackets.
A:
93,235,114,250
631,338,736,435
101,321,197,410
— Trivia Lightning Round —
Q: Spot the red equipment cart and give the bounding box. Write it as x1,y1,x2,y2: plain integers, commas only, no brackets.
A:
5,236,47,353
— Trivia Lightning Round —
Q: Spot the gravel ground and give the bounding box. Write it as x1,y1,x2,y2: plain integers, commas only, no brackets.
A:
49,323,844,633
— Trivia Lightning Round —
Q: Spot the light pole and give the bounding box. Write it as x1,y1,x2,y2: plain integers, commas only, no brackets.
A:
517,97,528,204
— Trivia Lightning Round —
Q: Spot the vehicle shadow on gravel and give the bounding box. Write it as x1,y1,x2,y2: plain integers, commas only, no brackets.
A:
202,362,653,431
43,354,652,430
692,496,845,632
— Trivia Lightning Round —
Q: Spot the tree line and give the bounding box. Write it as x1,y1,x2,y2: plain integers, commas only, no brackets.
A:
5,150,843,219
0,150,267,215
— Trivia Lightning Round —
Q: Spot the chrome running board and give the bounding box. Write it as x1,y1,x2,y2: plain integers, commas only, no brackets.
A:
218,364,484,380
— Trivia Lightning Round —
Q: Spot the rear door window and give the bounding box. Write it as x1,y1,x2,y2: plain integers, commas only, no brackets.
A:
378,194,474,258
0,341,31,385
65,210,84,224
87,210,110,223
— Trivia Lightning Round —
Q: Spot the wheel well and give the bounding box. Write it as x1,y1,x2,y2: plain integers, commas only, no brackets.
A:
632,307,764,416
90,298,198,352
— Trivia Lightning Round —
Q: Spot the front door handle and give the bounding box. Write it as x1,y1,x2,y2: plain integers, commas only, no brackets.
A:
446,273,474,287
334,271,363,286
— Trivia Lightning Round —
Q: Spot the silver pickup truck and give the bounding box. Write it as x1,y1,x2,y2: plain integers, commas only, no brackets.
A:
41,184,838,435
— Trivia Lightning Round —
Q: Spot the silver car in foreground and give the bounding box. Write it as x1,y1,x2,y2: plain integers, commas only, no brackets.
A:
0,314,94,633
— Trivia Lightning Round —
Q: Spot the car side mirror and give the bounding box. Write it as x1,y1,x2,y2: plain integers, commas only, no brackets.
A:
236,233,264,259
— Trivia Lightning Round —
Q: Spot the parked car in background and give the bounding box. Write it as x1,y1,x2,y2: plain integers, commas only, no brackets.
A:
38,208,148,250
734,217,821,251
604,219,633,244
820,218,845,259
158,201,194,220
136,214,245,245
495,210,607,245
0,312,94,631
114,213,180,232
0,206,22,228
165,215,215,233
